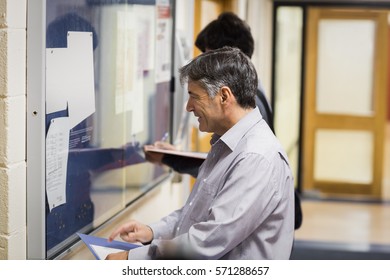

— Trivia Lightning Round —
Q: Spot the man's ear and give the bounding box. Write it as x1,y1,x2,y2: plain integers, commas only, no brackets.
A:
220,86,233,104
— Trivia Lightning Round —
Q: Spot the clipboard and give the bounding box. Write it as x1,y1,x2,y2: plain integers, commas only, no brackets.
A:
144,146,208,160
77,233,141,260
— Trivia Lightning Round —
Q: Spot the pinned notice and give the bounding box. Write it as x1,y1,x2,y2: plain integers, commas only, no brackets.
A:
46,117,70,211
46,31,96,129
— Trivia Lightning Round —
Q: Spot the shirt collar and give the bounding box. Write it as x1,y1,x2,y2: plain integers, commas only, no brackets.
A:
211,109,262,151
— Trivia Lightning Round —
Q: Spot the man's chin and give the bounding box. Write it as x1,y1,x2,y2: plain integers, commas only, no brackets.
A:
198,126,206,132
198,128,212,134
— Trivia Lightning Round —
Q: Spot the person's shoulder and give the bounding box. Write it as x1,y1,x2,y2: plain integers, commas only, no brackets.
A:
237,122,275,152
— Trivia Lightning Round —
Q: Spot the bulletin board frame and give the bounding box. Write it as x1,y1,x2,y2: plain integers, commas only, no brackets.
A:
27,0,47,260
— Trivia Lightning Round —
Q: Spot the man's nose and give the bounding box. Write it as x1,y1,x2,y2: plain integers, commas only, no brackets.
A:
186,100,193,112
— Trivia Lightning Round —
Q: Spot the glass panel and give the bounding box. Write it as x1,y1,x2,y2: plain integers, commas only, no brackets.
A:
316,19,376,116
274,6,303,186
314,129,373,183
45,0,172,258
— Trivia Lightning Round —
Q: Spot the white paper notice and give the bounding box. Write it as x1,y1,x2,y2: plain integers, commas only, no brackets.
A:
46,48,70,114
46,31,96,128
46,117,70,212
115,10,137,115
155,0,172,83
130,80,144,135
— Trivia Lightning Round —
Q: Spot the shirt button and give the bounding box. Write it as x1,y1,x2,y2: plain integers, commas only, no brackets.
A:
189,202,192,206
177,227,180,231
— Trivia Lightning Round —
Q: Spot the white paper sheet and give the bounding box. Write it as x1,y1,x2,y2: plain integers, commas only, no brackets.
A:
90,245,125,260
155,0,172,83
46,31,96,129
46,117,70,211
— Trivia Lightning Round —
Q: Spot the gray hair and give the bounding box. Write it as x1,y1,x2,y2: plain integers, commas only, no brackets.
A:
179,46,258,108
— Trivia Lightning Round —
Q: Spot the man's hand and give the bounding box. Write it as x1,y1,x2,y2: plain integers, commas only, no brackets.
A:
105,250,129,260
108,220,153,244
143,141,176,165
154,141,176,150
143,145,165,165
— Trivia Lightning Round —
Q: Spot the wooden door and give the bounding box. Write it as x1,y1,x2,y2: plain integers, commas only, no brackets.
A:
302,8,388,198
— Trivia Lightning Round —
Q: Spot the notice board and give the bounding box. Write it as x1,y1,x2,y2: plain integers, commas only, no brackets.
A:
29,0,174,259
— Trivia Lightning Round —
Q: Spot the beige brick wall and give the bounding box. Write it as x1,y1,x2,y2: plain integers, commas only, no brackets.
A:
0,0,27,260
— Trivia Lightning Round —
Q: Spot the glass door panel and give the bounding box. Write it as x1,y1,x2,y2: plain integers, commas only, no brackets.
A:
314,129,373,184
316,19,375,116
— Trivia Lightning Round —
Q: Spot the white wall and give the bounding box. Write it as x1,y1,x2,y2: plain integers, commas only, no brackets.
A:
0,0,27,260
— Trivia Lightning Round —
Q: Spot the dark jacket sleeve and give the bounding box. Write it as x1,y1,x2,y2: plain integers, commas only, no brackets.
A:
161,154,205,178
255,88,274,133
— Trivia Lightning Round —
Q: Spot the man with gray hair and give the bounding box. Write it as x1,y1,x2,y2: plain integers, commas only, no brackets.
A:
106,47,294,260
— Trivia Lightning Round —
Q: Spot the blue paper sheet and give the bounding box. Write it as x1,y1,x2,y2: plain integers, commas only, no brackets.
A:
77,233,140,260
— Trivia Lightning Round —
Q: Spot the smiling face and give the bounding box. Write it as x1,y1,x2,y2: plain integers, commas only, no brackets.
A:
186,81,224,135
179,47,259,135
